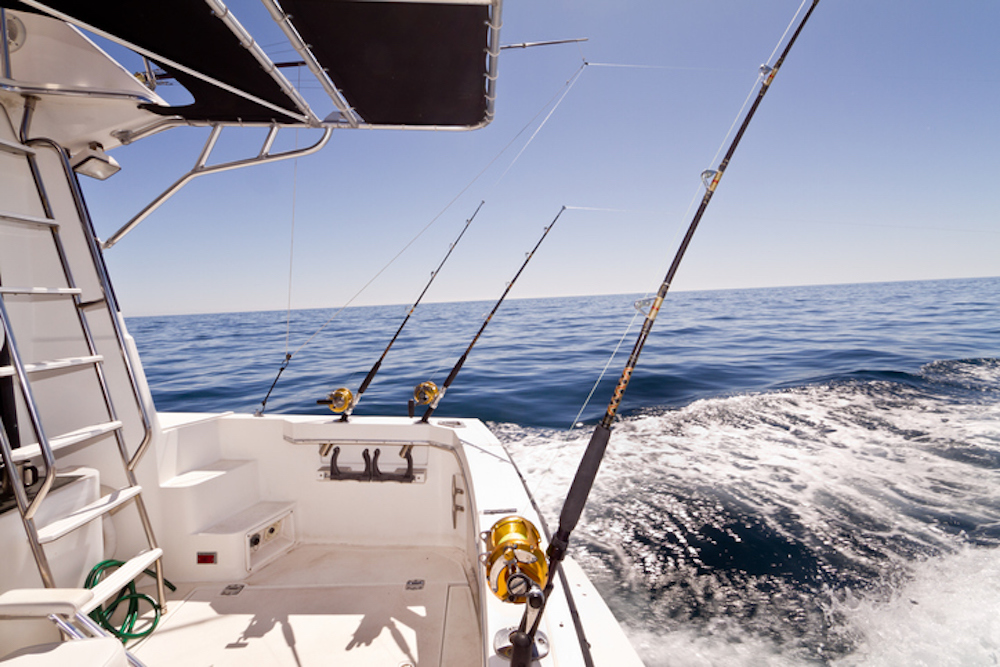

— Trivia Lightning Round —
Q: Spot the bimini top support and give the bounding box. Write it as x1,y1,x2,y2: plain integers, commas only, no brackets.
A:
101,124,332,249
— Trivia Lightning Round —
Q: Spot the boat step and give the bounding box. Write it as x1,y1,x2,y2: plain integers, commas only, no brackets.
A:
0,210,57,228
12,420,123,463
0,286,82,296
0,136,35,156
36,485,142,544
80,548,163,615
0,354,104,378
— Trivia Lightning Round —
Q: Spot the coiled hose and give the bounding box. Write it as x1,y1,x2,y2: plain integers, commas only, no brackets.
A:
85,560,175,642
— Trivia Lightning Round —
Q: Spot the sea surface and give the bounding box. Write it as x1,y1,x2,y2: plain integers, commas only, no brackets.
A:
127,276,1000,666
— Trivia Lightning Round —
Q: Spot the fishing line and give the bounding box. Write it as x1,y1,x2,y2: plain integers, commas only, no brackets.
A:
419,207,567,423
569,306,644,429
767,0,811,65
510,4,823,663
287,66,580,356
493,62,587,186
586,62,732,73
323,201,486,419
256,61,591,413
284,123,300,356
258,120,301,416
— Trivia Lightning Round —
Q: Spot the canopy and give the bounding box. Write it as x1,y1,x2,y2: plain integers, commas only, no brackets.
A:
4,0,496,127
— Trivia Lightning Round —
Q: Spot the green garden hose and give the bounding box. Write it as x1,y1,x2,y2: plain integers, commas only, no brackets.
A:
85,560,175,642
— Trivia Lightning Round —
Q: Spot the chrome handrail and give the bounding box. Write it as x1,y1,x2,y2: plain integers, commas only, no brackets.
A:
103,124,333,249
0,299,58,528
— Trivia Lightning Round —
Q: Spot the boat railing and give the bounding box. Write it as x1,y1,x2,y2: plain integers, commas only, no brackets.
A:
0,101,165,608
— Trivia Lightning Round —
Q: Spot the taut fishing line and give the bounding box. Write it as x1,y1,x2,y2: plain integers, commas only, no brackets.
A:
561,0,813,429
256,61,593,413
508,3,822,662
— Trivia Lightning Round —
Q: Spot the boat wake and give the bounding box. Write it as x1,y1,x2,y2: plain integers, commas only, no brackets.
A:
496,358,1000,665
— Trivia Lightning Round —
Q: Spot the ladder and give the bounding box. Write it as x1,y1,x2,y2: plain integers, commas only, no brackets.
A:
0,119,166,615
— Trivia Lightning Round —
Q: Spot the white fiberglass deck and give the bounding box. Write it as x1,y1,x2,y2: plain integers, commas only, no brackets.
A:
132,544,479,666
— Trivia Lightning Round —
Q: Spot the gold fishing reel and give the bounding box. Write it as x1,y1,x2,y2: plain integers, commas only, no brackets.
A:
322,387,354,413
481,516,549,604
413,380,439,406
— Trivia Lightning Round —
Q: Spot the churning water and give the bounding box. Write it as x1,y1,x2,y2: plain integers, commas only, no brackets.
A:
129,276,1000,665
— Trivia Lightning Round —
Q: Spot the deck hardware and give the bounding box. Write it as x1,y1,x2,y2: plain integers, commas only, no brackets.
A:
220,584,244,596
328,446,371,480
493,627,549,661
328,446,415,483
451,475,465,529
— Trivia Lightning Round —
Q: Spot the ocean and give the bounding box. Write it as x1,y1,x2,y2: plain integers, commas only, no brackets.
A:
127,276,1000,666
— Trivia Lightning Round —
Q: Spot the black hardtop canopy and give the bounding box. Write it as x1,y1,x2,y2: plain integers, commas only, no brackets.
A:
6,0,498,128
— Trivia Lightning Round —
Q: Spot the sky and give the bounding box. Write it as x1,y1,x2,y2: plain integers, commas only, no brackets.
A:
80,0,1000,317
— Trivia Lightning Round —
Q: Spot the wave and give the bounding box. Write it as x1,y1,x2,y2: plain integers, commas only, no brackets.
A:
496,359,1000,664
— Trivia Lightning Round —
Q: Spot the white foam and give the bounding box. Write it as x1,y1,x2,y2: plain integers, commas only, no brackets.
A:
498,375,1000,664
830,547,1000,667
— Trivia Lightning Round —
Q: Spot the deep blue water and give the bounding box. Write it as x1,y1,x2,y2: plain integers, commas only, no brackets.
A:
128,276,1000,666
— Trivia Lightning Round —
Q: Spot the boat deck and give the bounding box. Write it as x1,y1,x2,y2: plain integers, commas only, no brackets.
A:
131,544,480,667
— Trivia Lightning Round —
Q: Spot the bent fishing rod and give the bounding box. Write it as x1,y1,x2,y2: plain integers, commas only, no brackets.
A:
416,207,566,424
318,201,485,420
508,3,821,664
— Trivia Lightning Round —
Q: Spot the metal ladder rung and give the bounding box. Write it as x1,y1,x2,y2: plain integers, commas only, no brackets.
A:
0,287,82,296
37,485,142,544
20,355,104,375
11,420,123,463
0,136,35,156
0,210,57,228
79,548,163,615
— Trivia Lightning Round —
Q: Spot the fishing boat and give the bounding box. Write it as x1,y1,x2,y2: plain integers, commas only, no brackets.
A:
0,1,654,665
0,0,846,664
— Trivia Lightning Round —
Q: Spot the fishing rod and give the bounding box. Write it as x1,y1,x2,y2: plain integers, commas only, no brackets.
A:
318,201,485,420
416,207,566,424
507,3,821,664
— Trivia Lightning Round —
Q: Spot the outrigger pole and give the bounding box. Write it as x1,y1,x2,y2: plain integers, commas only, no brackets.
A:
319,201,485,419
511,3,821,664
418,207,566,424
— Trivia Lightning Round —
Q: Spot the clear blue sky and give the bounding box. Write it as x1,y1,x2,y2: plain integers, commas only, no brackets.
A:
82,0,1000,317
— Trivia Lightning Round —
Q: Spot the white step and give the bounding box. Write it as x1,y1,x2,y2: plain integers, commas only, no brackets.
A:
0,355,104,378
0,286,81,296
12,420,123,463
0,210,57,228
37,485,142,544
161,459,260,533
0,136,34,156
80,549,163,615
